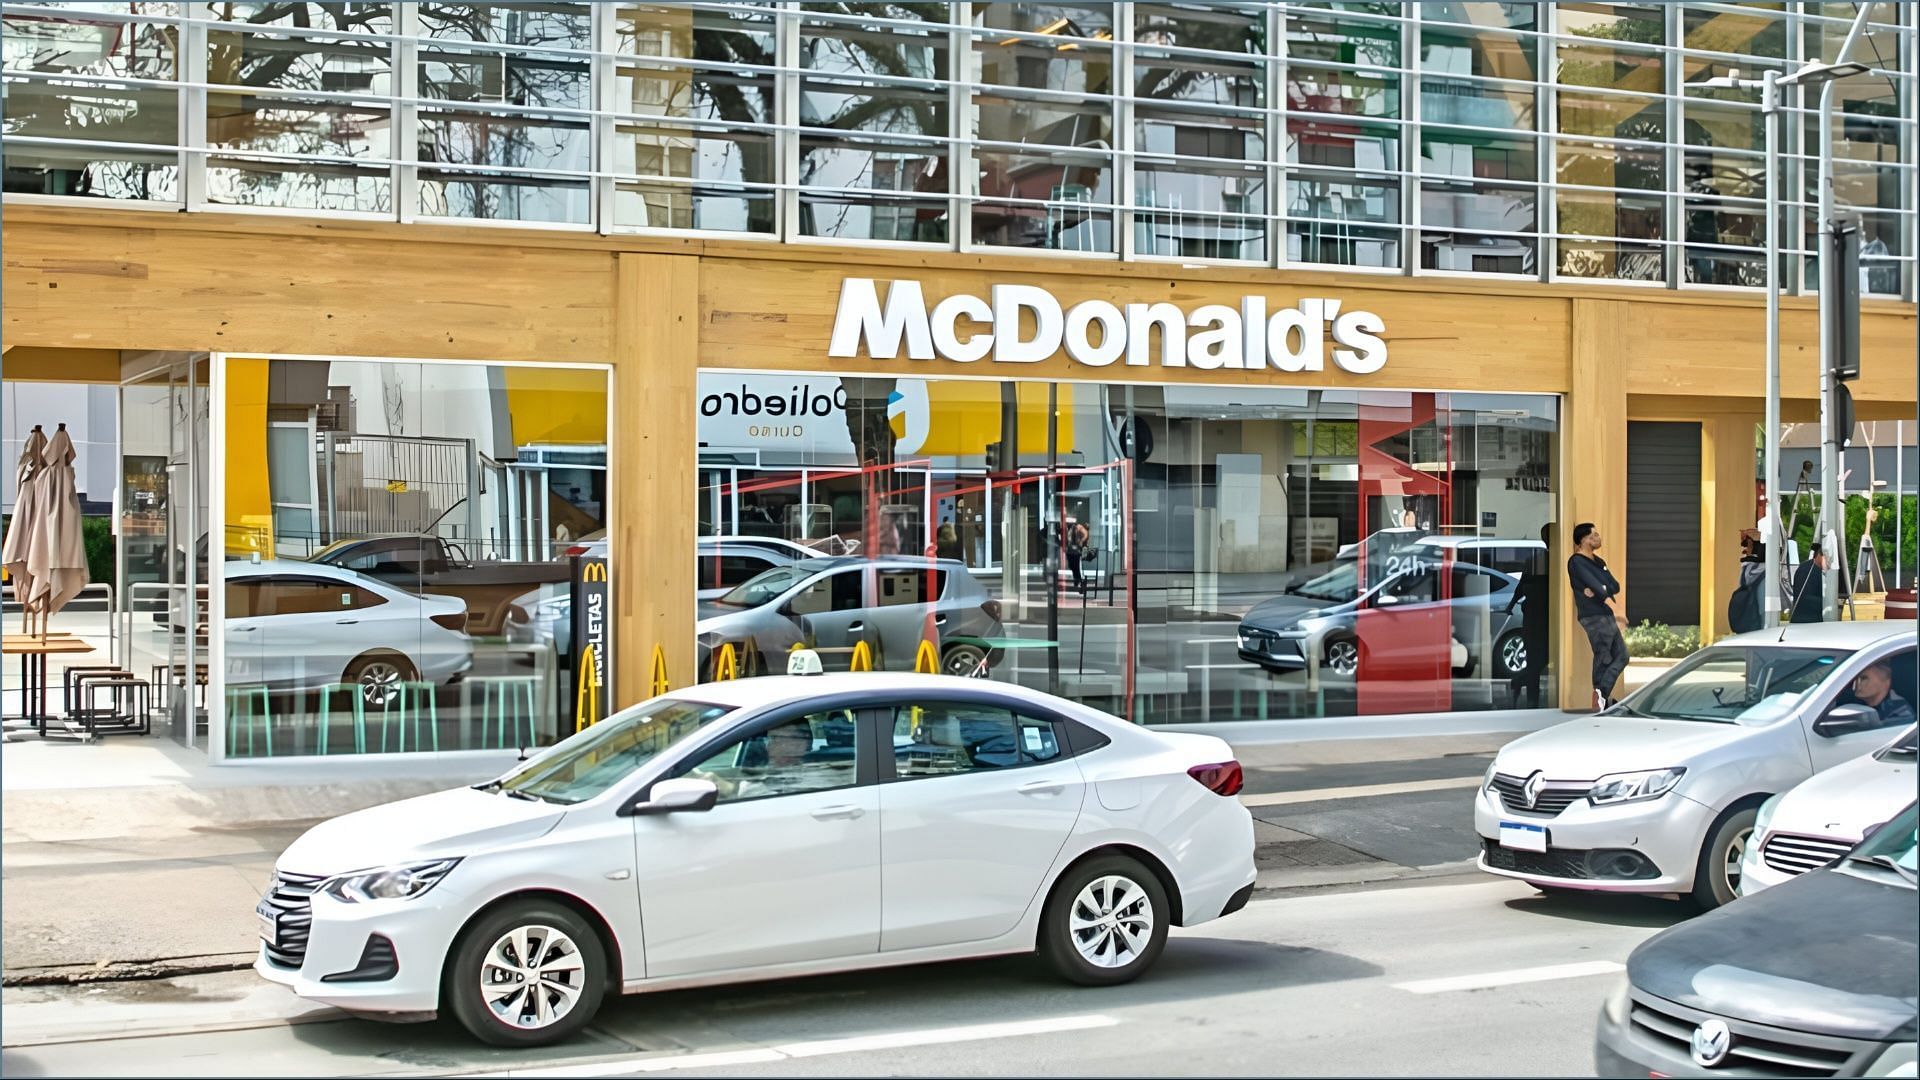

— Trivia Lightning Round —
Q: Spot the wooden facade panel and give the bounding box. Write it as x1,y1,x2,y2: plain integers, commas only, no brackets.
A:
1623,302,1916,405
1,220,618,363
1563,299,1632,707
697,258,1574,393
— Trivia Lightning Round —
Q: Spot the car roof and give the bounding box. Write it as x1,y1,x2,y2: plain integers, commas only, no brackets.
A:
1414,536,1546,550
789,555,965,572
226,559,372,583
1712,621,1915,649
665,673,1063,712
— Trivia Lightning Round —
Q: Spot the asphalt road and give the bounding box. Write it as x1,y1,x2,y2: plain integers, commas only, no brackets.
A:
1,876,1692,1078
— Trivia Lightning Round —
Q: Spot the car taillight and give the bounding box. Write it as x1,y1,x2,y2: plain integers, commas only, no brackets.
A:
1188,761,1244,797
431,612,468,632
982,599,1002,621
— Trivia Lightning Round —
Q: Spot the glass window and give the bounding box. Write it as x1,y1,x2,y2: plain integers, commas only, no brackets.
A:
499,697,734,804
891,703,1060,777
788,569,864,616
685,711,862,803
798,5,950,243
970,2,1117,253
876,567,946,607
1633,646,1854,725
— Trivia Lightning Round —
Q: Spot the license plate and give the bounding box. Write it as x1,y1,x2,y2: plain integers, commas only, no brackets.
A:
1499,821,1548,853
257,906,277,944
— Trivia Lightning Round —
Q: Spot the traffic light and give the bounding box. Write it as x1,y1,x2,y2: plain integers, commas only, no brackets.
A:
1821,218,1861,382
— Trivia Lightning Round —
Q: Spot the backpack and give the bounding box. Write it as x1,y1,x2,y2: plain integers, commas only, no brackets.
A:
1727,561,1765,634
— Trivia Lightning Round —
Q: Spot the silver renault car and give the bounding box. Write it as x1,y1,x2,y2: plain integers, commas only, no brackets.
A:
1476,621,1916,909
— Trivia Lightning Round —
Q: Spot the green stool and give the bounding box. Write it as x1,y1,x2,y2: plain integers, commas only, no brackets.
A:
225,684,273,757
380,681,440,753
316,683,367,755
479,677,539,749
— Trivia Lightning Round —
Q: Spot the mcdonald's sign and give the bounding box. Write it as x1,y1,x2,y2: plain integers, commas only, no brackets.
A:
570,555,613,726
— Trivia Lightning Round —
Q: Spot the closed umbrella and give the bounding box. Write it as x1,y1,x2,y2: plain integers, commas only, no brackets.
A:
24,425,88,636
2,425,48,633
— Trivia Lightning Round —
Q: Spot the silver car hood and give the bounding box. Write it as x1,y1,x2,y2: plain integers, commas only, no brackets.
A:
1493,714,1756,780
1766,751,1915,842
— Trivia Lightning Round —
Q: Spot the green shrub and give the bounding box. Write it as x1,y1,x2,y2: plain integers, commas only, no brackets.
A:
1625,620,1702,659
0,514,117,589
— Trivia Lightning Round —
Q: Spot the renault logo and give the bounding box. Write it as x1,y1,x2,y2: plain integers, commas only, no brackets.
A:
1690,1018,1732,1067
1522,770,1546,809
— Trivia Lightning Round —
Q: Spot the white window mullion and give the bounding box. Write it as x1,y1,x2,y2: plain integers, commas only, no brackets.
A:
1664,1,1682,289
1268,3,1285,271
778,5,802,243
1404,2,1419,276
182,3,209,210
397,3,421,225
952,3,973,254
594,1,616,235
1538,1,1555,284
1116,1,1135,260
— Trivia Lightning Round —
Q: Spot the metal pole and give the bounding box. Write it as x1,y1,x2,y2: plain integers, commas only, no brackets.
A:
1762,70,1782,628
1817,2,1875,621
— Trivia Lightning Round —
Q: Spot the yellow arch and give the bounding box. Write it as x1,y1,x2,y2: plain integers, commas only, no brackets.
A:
649,644,670,697
914,639,940,675
714,642,740,682
574,643,602,733
850,640,875,673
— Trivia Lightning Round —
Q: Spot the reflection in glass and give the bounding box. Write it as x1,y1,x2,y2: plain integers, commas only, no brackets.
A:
1421,182,1537,274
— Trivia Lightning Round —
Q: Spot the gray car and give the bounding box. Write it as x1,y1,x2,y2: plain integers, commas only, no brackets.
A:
696,556,1003,678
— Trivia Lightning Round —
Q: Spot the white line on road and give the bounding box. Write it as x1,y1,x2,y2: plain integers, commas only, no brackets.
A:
1241,775,1482,807
475,1014,1121,1078
1392,960,1623,995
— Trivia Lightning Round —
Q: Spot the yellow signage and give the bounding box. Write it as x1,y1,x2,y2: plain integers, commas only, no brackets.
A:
385,479,409,493
850,640,875,673
574,643,601,732
914,639,939,675
581,561,609,582
649,644,669,697
714,642,739,681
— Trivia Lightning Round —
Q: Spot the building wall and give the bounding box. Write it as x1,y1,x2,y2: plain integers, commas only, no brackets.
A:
3,205,1915,711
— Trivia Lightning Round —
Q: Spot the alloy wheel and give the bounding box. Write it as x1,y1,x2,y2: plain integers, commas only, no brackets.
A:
357,661,405,708
1723,827,1752,895
1068,875,1155,969
481,924,586,1030
1501,636,1528,675
1326,639,1360,678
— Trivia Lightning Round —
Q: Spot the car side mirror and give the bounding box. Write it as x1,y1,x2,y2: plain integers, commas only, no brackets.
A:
1815,703,1881,738
1376,593,1402,608
621,777,717,817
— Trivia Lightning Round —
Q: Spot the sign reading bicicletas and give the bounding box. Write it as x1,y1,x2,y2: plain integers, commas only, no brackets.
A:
828,278,1388,374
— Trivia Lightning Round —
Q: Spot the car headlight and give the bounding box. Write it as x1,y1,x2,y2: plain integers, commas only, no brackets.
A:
1601,976,1632,1025
1865,1042,1918,1078
319,858,460,903
1484,761,1500,792
1588,768,1686,806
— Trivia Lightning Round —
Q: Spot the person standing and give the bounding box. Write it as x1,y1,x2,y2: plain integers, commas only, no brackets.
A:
1790,545,1831,624
1063,519,1091,593
1509,522,1553,708
1567,522,1627,711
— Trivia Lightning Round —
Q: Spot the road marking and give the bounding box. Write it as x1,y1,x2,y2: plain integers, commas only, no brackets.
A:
1242,775,1482,807
479,1014,1120,1078
1392,960,1623,995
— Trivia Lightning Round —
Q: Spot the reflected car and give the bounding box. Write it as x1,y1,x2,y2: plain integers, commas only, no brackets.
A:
1237,553,1528,680
225,561,473,707
1594,801,1917,1078
1737,724,1917,896
694,536,823,601
255,672,1256,1047
697,557,1003,678
1475,623,1917,910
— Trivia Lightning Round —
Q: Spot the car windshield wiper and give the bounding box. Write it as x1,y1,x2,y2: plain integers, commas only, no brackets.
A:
1847,853,1919,883
500,788,545,803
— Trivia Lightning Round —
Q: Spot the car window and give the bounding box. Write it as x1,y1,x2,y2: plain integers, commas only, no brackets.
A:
1629,645,1853,725
713,562,813,608
1832,649,1917,730
876,568,947,607
789,569,864,616
243,578,385,616
499,697,734,804
1382,566,1439,605
683,710,860,803
226,581,266,619
892,703,1062,778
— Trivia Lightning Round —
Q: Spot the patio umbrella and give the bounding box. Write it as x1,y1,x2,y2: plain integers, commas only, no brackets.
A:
24,424,88,635
2,425,48,633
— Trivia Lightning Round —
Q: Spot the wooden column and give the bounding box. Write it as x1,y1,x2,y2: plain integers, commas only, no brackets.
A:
1560,299,1630,710
613,252,699,704
1699,413,1757,642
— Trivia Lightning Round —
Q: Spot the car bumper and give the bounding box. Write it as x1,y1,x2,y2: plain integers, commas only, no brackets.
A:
1473,786,1717,894
1173,803,1258,928
1237,647,1305,672
255,889,461,1015
1735,843,1793,897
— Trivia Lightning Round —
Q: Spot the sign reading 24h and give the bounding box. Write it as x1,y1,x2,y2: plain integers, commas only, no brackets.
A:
829,277,1388,374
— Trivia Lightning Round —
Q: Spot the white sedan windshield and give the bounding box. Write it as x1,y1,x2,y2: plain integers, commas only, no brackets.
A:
495,698,733,804
1629,646,1852,725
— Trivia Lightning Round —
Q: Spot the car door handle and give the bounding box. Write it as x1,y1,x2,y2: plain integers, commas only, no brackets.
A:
1019,780,1065,796
335,619,358,626
933,613,949,625
232,625,258,633
811,804,865,821
846,622,864,633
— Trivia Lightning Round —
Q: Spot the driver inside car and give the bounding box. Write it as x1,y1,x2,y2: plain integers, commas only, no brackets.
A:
1851,661,1915,729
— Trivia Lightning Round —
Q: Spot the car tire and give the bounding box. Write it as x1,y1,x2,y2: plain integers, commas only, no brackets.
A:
1323,636,1361,679
446,900,607,1049
1690,805,1760,912
343,651,418,710
1039,855,1170,987
1495,631,1527,678
943,642,989,677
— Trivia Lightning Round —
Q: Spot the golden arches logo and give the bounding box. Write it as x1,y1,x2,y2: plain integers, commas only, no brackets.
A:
580,561,609,583
714,642,740,682
649,644,670,697
914,639,940,675
574,643,602,733
850,640,875,673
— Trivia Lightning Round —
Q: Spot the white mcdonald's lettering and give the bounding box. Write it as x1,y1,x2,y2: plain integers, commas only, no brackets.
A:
827,278,1388,374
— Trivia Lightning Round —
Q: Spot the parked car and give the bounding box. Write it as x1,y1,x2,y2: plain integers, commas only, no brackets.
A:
309,535,568,636
1594,801,1917,1077
697,556,1003,677
225,561,473,707
1738,723,1917,896
695,535,823,601
254,670,1257,1047
1476,622,1917,910
1238,544,1533,680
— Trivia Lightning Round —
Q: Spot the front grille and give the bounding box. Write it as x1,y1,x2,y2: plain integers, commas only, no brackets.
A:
1627,990,1872,1078
261,870,325,968
1761,833,1853,877
1489,773,1593,816
1482,839,1661,881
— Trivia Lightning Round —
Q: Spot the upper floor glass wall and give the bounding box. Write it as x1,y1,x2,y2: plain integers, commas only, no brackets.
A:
2,2,1913,296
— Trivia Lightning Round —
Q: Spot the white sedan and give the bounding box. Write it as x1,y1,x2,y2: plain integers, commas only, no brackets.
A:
254,668,1257,1046
1738,723,1916,895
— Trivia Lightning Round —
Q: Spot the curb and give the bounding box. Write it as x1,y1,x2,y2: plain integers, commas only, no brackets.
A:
2,952,257,988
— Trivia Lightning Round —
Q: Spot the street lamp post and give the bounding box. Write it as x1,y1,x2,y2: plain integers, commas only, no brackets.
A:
1691,37,1869,629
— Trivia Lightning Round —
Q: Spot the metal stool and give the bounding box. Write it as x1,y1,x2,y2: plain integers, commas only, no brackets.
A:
477,676,538,749
379,681,439,753
316,683,367,755
225,684,274,757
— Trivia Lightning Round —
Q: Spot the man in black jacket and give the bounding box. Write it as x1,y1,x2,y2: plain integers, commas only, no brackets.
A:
1789,545,1841,623
1568,521,1627,711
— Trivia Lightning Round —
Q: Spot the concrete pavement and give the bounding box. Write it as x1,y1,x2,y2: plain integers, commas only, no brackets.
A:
0,877,1688,1077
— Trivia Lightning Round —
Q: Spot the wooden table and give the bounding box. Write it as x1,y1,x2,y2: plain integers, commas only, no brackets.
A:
4,634,97,738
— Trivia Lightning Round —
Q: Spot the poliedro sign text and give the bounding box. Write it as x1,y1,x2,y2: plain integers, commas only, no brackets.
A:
828,278,1387,374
